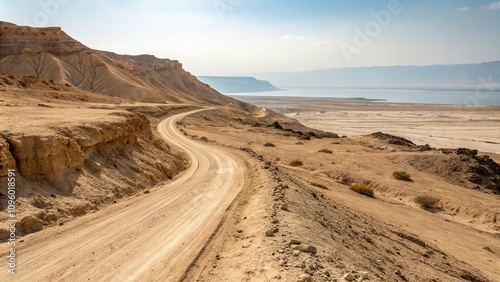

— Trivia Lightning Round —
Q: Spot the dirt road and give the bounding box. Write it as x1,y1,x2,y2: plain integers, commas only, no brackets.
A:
1,109,246,281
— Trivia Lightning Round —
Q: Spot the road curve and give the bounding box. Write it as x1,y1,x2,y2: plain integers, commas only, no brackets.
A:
0,109,246,281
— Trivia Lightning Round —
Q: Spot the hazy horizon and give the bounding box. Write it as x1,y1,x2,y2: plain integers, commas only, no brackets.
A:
1,0,499,75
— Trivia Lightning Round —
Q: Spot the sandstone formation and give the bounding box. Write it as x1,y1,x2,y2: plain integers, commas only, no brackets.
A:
0,21,261,112
0,79,189,237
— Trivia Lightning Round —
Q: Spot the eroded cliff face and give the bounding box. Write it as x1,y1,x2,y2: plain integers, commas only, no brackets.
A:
2,134,83,185
0,138,16,178
0,110,187,238
0,23,261,112
0,24,87,57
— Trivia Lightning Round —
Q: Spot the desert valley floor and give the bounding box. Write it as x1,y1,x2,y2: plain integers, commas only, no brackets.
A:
1,82,499,281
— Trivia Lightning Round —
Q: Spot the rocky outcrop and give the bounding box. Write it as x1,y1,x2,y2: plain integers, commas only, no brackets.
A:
408,149,500,193
3,134,83,184
0,112,151,192
0,137,16,178
0,24,87,57
0,110,187,238
0,22,261,113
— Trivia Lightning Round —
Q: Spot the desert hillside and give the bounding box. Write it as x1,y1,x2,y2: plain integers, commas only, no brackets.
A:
179,110,500,282
0,74,195,238
0,21,258,112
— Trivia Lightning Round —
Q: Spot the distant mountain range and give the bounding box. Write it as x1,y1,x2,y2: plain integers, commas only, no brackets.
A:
197,76,280,93
252,61,500,90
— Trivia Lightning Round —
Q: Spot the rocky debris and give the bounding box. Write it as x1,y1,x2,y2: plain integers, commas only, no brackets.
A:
298,245,317,255
290,239,302,245
269,121,284,130
342,272,355,281
18,215,44,234
418,144,434,151
411,148,500,193
297,273,312,282
370,132,416,147
85,159,102,173
267,121,339,139
240,147,258,158
394,269,408,281
265,229,275,237
456,147,478,157
281,203,289,211
31,196,51,209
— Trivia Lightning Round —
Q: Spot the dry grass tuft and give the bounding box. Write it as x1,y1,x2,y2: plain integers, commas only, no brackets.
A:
289,159,304,167
414,195,440,209
350,183,375,197
393,171,413,182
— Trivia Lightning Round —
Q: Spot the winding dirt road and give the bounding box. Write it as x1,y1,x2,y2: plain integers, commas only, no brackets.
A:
1,109,246,281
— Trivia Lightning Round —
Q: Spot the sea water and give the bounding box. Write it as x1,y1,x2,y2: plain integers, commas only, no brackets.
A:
229,87,500,106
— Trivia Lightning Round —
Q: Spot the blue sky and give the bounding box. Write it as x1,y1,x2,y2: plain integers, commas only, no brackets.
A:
1,0,499,75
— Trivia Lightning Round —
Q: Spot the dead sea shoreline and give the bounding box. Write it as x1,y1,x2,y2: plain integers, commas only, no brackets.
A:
231,95,500,154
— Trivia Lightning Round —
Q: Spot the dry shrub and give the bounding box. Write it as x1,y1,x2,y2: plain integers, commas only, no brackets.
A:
393,171,413,182
414,195,440,209
318,148,333,154
289,159,304,167
350,183,375,197
263,142,275,147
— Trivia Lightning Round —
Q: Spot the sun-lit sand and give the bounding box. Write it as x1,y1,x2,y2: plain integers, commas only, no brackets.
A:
233,96,500,154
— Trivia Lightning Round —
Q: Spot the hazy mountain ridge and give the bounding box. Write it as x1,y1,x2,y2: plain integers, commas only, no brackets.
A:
254,61,500,90
197,76,280,93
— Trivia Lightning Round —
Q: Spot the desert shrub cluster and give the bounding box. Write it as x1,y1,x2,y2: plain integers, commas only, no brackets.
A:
350,183,375,197
393,171,413,181
414,195,440,209
289,159,304,167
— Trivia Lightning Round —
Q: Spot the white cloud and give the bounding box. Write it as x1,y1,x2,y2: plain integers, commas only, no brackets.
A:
457,6,469,11
281,35,311,41
314,38,337,45
483,1,500,9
